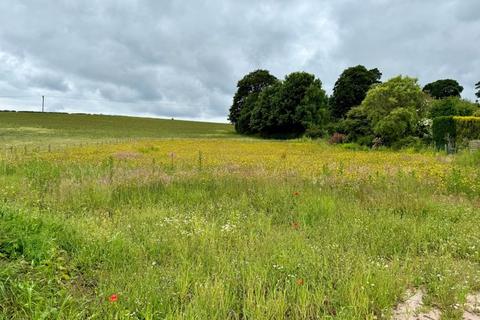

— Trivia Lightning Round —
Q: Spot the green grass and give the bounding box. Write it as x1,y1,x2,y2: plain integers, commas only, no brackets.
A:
0,113,479,319
0,111,235,145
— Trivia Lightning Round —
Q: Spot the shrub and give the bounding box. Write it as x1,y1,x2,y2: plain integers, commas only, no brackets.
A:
391,136,424,151
342,106,373,142
357,135,375,147
304,125,326,139
373,108,418,145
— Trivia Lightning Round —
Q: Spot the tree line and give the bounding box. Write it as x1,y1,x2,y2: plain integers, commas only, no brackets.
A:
228,67,480,148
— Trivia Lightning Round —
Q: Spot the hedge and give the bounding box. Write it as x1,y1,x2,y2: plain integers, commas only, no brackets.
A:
432,116,456,149
454,116,480,147
432,116,480,150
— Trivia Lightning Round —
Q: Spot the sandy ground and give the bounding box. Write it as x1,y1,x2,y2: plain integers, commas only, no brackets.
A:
393,289,480,320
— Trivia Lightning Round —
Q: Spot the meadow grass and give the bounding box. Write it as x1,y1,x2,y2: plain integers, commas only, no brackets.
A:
0,115,479,319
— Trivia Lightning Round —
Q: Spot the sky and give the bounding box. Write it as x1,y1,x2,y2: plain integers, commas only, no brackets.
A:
0,0,478,123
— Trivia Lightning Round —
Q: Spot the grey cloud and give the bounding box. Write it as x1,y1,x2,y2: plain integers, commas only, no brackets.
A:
0,0,478,122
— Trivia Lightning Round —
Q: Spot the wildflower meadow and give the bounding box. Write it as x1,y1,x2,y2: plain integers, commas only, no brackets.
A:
0,113,479,319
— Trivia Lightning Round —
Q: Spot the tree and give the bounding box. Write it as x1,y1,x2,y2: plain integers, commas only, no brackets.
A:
249,72,329,137
373,108,418,145
423,79,463,99
361,76,428,125
330,65,382,119
269,72,328,136
249,83,282,134
341,106,374,144
476,81,480,100
356,76,429,145
228,70,277,132
430,97,479,118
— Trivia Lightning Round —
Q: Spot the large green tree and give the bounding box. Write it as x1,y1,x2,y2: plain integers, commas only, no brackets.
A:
330,65,382,119
228,70,277,132
429,97,479,118
358,76,429,145
423,79,463,99
362,76,428,124
250,72,329,137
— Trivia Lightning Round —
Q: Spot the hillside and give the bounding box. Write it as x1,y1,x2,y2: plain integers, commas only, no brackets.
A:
0,111,235,145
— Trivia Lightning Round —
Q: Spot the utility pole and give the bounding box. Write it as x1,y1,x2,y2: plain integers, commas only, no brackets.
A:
42,95,45,112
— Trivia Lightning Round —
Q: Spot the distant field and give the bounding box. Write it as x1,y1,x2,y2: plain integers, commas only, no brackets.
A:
0,113,479,319
0,111,235,145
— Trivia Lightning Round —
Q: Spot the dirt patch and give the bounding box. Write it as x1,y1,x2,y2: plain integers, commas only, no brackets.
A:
392,289,441,320
393,290,480,320
465,293,480,320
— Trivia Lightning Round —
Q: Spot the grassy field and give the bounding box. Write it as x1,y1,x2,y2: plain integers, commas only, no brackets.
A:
0,111,234,146
0,113,479,319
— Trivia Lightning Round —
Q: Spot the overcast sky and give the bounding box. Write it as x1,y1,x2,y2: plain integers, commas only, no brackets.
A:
0,0,478,122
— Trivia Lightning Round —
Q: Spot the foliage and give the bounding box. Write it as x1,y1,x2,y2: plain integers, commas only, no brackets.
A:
361,76,428,125
432,116,456,149
423,79,464,99
432,116,480,149
454,116,480,147
228,69,278,131
235,91,260,134
390,136,424,151
373,108,418,145
347,76,429,145
429,97,479,118
248,72,329,137
340,106,374,144
330,65,382,119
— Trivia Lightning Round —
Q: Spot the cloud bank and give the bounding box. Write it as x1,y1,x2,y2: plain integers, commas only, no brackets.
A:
0,0,478,122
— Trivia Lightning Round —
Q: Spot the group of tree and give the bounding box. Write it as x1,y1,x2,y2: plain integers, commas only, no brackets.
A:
228,67,480,148
228,70,329,137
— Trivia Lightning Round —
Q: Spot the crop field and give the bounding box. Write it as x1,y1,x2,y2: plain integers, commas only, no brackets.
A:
1,113,480,319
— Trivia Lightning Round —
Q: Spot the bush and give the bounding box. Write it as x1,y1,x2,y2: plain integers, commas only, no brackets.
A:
357,135,376,147
304,125,326,139
391,136,424,151
373,108,418,145
342,106,373,142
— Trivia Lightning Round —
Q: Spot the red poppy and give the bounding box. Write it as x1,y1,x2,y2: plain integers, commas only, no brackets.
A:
291,222,300,230
109,294,118,303
296,278,304,286
293,191,300,196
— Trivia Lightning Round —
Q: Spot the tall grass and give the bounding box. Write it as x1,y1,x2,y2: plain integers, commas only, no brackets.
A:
0,139,479,319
